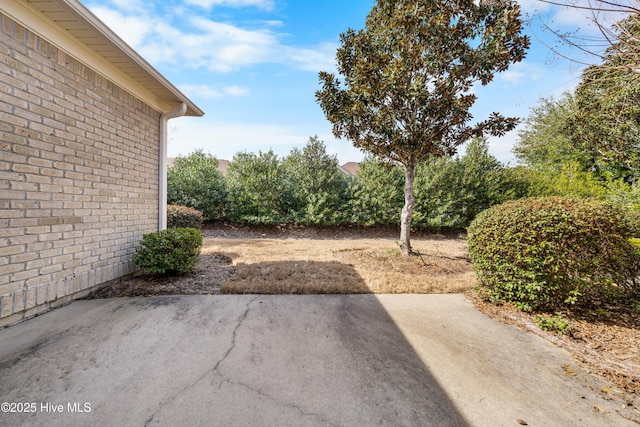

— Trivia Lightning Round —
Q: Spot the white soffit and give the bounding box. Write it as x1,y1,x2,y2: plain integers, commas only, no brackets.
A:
2,0,203,117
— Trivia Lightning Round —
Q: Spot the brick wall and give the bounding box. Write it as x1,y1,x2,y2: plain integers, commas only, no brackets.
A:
0,13,162,327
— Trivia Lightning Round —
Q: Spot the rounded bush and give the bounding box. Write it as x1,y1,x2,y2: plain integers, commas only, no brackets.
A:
467,196,640,311
625,209,640,237
134,228,203,277
167,205,203,229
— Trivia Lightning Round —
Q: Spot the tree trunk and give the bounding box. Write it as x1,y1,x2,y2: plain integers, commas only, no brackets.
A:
400,161,416,256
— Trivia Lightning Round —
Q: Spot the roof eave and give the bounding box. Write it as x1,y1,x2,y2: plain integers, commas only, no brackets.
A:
34,0,204,117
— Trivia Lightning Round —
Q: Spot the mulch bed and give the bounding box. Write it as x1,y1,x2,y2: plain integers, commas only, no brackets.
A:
88,253,234,298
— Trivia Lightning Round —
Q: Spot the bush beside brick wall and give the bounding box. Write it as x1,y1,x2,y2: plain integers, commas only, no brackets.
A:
0,13,161,326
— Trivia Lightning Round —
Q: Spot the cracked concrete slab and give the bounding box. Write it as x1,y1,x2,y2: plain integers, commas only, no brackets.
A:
0,294,635,426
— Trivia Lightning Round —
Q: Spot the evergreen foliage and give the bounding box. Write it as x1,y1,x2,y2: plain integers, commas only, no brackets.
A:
414,138,523,228
226,150,294,224
283,136,351,225
167,205,204,229
468,197,640,311
167,150,227,220
350,158,404,226
134,228,203,277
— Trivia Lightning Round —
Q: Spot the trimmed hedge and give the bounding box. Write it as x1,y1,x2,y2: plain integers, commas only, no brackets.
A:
167,150,227,221
467,197,640,311
134,228,203,277
167,204,203,229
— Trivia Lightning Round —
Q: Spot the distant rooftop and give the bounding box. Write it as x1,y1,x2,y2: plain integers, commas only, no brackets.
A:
341,162,360,176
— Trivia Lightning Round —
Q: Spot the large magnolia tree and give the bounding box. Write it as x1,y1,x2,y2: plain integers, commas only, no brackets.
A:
316,0,530,254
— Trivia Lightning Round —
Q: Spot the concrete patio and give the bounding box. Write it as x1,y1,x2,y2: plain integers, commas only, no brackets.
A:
0,294,634,426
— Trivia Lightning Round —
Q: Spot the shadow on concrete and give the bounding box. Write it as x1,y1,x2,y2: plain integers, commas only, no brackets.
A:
0,265,469,426
216,293,470,426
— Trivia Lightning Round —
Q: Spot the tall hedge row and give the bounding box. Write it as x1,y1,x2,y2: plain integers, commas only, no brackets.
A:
168,138,520,228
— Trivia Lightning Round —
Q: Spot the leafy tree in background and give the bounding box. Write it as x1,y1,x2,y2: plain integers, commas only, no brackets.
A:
512,94,605,196
226,150,293,224
350,157,404,226
565,15,640,180
167,150,227,220
513,92,640,210
513,94,594,173
316,0,529,254
283,136,351,225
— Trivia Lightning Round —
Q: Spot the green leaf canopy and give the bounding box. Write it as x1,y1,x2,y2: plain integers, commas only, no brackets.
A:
316,0,530,167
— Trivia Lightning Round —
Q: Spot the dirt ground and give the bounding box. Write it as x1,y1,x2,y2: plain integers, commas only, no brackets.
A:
89,223,640,414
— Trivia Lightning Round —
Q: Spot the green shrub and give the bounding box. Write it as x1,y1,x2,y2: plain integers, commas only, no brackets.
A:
167,205,203,229
283,136,351,225
350,157,404,226
134,228,203,277
226,150,294,224
625,210,640,237
413,138,525,229
467,196,640,311
536,312,570,334
167,150,227,220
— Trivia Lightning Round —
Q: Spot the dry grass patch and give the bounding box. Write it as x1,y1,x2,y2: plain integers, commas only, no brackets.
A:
205,237,475,294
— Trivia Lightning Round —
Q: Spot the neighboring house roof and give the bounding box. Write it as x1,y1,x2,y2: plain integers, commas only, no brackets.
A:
341,162,360,177
217,160,230,176
336,165,351,176
3,0,203,117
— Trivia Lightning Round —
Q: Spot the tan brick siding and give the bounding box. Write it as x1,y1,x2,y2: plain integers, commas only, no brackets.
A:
0,13,161,326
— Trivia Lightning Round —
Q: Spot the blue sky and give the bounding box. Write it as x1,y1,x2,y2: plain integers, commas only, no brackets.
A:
85,0,617,165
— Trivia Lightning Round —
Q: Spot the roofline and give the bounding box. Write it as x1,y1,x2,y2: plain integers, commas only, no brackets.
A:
57,0,203,117
2,0,203,117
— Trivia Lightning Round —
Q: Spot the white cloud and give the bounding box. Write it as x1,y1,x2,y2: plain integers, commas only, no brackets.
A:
109,0,146,12
498,61,547,85
91,5,338,74
224,85,249,96
178,84,249,99
189,18,337,73
554,1,630,27
184,0,274,10
525,0,634,65
169,119,312,157
499,68,527,85
538,0,631,35
284,42,338,72
517,0,553,15
553,5,599,29
264,20,285,27
90,6,152,48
